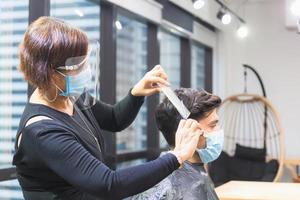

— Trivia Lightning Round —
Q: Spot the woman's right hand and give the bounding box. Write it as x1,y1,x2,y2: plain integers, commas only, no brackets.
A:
170,119,202,164
131,65,169,97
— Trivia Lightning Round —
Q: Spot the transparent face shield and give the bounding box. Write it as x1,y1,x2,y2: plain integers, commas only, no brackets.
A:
56,42,100,110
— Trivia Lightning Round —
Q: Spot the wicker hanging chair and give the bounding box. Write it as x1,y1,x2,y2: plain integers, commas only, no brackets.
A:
209,65,285,186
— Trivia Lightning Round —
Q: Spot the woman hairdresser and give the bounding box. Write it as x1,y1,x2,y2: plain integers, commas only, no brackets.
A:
12,16,202,200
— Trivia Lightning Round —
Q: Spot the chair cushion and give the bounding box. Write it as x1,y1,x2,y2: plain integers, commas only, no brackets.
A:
234,143,266,162
209,151,279,186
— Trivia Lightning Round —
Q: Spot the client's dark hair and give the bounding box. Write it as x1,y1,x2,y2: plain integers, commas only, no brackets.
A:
155,88,222,147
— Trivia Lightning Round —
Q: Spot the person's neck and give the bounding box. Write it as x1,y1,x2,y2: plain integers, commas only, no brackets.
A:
170,148,202,164
30,88,74,116
188,153,202,164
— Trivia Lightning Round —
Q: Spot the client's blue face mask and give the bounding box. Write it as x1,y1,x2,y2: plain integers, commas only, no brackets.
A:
197,129,224,164
56,67,92,97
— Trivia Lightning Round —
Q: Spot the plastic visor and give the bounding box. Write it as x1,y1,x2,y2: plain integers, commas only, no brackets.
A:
56,42,100,109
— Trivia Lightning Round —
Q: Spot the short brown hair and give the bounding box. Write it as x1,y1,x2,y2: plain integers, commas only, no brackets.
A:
155,88,222,147
19,16,89,92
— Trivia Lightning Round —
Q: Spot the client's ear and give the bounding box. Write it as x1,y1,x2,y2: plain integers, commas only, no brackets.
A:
197,136,206,149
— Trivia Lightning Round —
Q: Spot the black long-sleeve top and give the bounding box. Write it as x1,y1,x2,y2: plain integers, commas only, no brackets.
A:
13,90,180,200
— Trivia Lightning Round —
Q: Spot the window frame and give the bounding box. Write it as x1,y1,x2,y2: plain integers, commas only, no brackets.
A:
191,40,213,92
113,6,161,166
115,10,150,159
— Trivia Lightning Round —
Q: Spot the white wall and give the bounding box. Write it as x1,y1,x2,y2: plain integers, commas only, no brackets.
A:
221,0,300,159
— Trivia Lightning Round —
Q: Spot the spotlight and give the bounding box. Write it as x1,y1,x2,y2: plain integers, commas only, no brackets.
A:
291,0,300,16
74,9,84,17
193,0,205,10
222,13,232,24
237,25,248,38
115,20,123,30
217,10,232,25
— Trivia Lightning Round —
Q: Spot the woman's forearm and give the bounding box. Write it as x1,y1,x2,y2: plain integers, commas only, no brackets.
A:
91,89,144,132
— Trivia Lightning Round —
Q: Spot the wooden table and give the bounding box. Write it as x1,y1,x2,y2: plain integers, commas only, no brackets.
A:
215,181,300,200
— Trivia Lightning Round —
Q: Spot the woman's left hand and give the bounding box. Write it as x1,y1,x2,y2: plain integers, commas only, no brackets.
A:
131,65,170,96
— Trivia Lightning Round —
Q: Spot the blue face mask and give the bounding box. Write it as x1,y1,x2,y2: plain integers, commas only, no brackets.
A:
197,129,224,164
56,67,92,97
